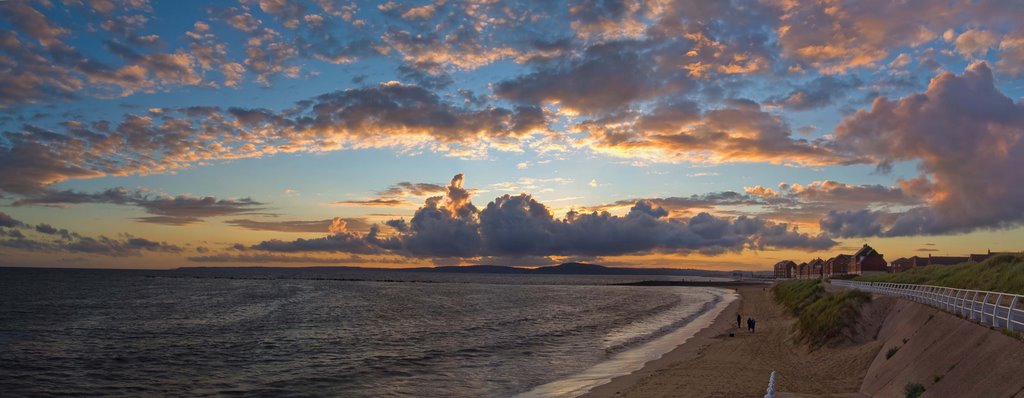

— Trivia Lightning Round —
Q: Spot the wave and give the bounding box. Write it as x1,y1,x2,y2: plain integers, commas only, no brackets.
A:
515,287,737,398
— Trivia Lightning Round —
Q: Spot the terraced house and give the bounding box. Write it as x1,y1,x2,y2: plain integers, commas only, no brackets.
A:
776,245,887,279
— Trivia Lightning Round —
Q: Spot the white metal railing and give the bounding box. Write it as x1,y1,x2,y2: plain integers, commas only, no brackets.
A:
831,280,1024,333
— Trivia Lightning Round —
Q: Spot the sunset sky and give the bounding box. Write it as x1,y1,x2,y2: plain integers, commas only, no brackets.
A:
2,0,1023,270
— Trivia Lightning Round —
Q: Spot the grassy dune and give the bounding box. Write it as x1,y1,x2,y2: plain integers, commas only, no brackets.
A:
773,280,871,347
856,254,1024,294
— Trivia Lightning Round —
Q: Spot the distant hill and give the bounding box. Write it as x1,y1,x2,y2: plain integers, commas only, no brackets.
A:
405,262,732,277
420,265,532,274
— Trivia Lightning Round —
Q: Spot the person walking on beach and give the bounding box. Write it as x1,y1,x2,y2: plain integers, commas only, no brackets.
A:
750,318,757,333
737,313,742,328
746,317,753,332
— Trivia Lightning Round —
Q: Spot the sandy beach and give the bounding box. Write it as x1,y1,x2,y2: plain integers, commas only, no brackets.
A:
584,285,882,398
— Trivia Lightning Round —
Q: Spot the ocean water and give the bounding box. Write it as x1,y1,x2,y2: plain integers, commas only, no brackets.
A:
0,267,729,397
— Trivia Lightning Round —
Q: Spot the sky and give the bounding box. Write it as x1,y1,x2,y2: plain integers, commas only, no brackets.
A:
1,0,1024,270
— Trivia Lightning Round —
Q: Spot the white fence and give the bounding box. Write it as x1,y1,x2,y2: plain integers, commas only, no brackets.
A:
831,280,1024,333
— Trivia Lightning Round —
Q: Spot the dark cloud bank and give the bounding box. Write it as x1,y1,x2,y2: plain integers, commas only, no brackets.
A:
0,211,181,257
242,174,835,259
12,187,265,225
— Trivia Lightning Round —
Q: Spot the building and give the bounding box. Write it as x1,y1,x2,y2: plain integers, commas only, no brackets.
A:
968,250,1018,263
890,256,928,273
797,262,809,279
825,254,852,277
773,260,797,279
969,253,993,263
926,254,969,266
852,244,887,275
807,258,825,279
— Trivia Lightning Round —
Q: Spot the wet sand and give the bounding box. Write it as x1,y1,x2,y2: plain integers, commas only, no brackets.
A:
583,285,881,398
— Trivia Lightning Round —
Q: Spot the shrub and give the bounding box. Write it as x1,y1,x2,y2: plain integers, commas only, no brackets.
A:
796,290,872,347
772,280,824,314
886,346,900,359
773,280,872,347
904,383,925,398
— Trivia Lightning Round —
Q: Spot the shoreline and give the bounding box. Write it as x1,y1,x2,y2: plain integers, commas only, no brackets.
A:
581,284,747,397
516,287,738,398
584,284,883,397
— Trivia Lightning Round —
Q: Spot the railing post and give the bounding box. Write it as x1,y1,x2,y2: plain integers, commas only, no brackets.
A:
978,290,987,323
971,292,980,321
952,288,960,313
764,370,776,398
993,294,1001,328
958,288,966,317
1009,296,1020,333
959,290,967,317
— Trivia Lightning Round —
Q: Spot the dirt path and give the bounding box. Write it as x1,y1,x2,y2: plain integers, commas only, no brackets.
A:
585,285,884,398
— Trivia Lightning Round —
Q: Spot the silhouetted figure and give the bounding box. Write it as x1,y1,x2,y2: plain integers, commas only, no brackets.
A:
751,318,757,333
737,313,742,328
747,317,753,332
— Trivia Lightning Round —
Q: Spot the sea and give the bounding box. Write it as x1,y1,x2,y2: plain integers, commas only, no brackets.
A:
0,267,736,397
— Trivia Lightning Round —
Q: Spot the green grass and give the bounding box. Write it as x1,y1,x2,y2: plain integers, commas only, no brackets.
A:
857,254,1024,294
772,279,824,314
773,280,871,347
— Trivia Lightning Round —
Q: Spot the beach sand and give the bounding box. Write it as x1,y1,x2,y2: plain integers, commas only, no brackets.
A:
583,285,882,398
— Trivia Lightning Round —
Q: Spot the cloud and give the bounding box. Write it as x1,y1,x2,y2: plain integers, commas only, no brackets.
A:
767,75,862,111
833,62,1024,236
819,209,885,238
34,223,73,240
0,2,216,105
13,187,265,225
600,191,765,213
249,224,386,254
568,0,647,40
774,1,942,73
248,174,835,259
65,236,183,256
954,29,999,59
578,99,858,165
0,81,550,194
0,211,26,228
771,180,916,207
591,178,918,228
333,198,412,207
996,35,1024,76
133,195,264,225
377,182,447,197
300,82,547,145
889,53,912,69
0,140,105,194
496,41,693,114
225,217,370,233
0,216,182,257
775,0,1024,73
186,253,384,264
